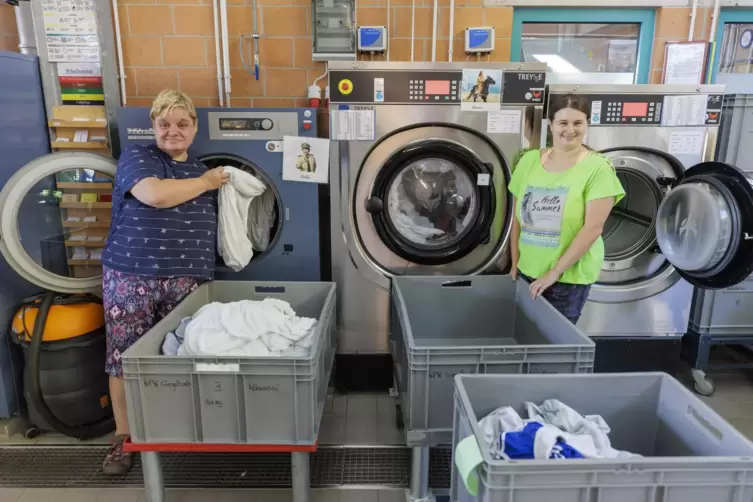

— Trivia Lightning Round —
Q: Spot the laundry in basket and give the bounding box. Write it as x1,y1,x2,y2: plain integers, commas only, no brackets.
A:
161,297,317,357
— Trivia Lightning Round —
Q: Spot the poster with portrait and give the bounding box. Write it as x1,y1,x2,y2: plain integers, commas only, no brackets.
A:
460,68,503,111
282,136,330,184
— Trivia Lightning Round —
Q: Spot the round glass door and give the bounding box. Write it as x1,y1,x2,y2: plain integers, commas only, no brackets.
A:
656,161,753,289
0,152,117,293
199,153,282,266
385,158,478,249
365,138,496,266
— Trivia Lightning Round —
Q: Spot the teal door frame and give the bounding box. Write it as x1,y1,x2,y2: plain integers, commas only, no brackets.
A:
710,9,753,83
509,8,656,84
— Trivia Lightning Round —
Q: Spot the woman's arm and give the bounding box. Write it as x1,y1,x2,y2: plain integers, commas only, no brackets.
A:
509,196,520,280
529,196,614,298
130,167,229,209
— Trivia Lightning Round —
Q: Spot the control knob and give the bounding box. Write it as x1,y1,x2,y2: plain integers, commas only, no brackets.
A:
261,119,273,130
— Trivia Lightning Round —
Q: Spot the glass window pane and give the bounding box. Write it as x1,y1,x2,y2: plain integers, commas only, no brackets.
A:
717,23,753,93
520,23,640,84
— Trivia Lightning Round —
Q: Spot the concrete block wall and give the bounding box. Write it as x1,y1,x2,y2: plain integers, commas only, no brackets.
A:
0,3,727,103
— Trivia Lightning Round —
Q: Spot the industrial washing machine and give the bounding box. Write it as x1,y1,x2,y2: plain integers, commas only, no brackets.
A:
683,94,753,395
117,107,325,282
546,85,753,382
328,61,547,388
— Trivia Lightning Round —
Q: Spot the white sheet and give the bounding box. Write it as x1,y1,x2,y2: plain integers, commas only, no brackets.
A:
177,298,317,357
217,166,268,272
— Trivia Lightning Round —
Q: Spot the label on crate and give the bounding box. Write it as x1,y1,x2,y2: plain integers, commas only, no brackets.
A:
195,362,241,373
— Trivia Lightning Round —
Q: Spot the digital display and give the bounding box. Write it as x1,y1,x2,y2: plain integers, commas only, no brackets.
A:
425,80,450,95
219,118,252,130
622,102,649,117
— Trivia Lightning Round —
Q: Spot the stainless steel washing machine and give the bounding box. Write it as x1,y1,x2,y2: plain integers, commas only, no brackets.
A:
546,85,753,373
328,62,546,385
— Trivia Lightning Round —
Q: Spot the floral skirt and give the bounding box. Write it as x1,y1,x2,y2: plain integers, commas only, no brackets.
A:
102,266,201,377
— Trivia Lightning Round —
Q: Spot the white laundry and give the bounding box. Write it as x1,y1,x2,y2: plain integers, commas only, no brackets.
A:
218,166,268,272
248,189,276,251
177,298,317,357
478,400,639,461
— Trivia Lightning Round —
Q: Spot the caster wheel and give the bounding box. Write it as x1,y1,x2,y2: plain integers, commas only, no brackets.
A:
24,426,40,440
395,403,404,430
694,378,715,397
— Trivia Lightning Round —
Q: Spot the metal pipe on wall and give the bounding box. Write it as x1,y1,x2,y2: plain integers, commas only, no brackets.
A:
111,0,127,106
709,0,721,44
219,0,232,107
430,0,438,61
212,0,225,106
688,0,698,41
448,0,455,61
410,0,416,61
14,2,36,55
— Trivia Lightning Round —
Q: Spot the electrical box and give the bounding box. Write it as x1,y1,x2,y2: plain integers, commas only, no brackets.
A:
358,26,387,53
312,0,356,61
465,27,495,54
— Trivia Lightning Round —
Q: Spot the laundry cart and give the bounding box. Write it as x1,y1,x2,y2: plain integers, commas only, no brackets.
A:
121,281,337,502
451,373,753,502
390,276,595,501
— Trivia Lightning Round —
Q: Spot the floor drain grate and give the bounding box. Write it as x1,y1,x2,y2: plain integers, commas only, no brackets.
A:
0,447,452,489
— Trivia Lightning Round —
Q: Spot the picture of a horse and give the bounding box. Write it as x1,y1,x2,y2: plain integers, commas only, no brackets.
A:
460,68,503,111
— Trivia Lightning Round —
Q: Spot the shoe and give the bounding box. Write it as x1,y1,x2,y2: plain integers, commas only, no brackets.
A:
102,436,133,476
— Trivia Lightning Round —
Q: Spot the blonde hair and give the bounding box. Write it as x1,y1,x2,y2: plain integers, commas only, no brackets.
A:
150,89,197,123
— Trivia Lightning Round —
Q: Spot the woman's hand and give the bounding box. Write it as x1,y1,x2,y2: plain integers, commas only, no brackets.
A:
529,269,561,299
201,167,230,190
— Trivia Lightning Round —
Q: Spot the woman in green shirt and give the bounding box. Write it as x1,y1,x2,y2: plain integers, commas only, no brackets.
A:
508,94,625,324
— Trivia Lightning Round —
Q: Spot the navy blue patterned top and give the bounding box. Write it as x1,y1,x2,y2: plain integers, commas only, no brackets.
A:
101,144,217,280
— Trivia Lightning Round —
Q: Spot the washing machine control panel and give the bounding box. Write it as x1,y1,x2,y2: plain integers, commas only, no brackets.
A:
330,69,545,105
206,111,314,140
556,93,724,127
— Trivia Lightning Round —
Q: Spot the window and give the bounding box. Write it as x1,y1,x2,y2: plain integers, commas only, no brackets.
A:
712,11,753,92
510,9,656,84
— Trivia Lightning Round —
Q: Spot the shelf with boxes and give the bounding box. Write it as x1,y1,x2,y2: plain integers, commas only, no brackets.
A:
54,172,113,278
49,105,109,152
44,105,113,278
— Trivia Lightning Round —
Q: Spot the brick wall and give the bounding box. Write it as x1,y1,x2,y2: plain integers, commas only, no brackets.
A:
0,3,722,103
116,0,514,107
650,7,714,84
0,5,18,53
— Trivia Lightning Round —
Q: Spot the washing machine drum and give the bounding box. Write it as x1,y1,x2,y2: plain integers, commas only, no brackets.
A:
393,159,475,246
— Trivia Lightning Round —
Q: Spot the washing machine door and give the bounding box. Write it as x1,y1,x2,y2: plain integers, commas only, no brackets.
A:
0,152,117,293
655,161,753,289
355,124,510,274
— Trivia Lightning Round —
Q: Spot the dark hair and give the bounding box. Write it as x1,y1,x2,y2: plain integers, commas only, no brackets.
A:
547,93,590,122
547,93,593,150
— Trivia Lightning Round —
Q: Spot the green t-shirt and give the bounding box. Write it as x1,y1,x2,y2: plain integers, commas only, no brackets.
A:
508,149,626,285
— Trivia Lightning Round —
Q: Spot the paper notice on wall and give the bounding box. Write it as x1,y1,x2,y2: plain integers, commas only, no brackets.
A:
668,131,705,156
41,0,101,63
487,110,522,134
661,95,707,127
330,109,376,141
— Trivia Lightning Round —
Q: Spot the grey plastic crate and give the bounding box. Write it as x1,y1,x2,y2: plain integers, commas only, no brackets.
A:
390,276,595,447
451,373,753,502
122,281,336,445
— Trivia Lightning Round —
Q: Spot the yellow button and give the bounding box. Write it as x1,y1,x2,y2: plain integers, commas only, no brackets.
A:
338,79,353,95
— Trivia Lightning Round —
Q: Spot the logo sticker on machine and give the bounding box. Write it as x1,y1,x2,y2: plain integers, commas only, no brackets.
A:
266,141,282,153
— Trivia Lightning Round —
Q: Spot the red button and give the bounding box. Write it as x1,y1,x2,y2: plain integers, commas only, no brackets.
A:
303,123,311,130
342,82,350,90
